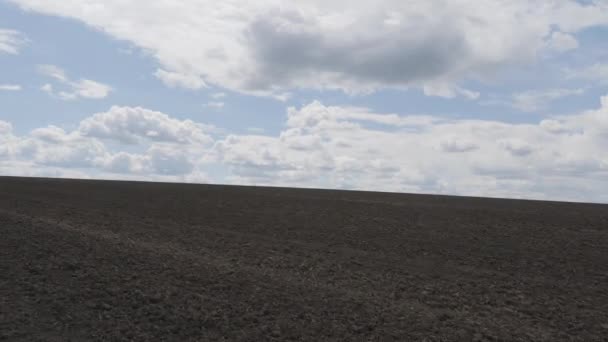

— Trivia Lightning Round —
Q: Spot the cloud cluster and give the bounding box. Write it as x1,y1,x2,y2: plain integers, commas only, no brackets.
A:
215,97,608,202
38,64,112,100
10,0,608,97
78,106,214,145
2,95,608,202
0,106,214,182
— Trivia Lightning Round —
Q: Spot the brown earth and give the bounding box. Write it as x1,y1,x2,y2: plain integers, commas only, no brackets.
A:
1,176,608,341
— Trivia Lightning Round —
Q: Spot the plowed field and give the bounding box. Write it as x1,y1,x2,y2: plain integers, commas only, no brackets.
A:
1,176,608,341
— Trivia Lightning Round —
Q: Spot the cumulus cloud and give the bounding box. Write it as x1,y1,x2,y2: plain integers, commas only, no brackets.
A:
78,106,215,145
9,0,608,98
3,96,608,202
38,64,112,100
0,84,21,91
0,28,26,54
146,145,195,175
15,126,107,169
99,146,198,176
0,121,13,136
215,96,608,202
499,139,534,156
0,107,214,181
102,152,146,174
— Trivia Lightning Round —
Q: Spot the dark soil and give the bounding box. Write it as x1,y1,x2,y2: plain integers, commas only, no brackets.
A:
1,176,608,341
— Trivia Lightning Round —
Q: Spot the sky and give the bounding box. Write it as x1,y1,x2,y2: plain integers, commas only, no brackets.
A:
1,0,608,203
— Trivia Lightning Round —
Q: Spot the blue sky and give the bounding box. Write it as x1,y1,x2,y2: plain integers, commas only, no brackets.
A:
1,0,608,203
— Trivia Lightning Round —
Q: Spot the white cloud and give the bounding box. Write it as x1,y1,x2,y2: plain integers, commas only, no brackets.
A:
38,64,68,82
10,0,608,98
3,95,608,202
422,83,480,100
0,107,213,180
539,119,570,134
215,96,608,202
285,100,440,130
102,152,146,174
546,31,579,52
0,84,22,91
512,88,585,112
204,101,225,109
41,83,53,93
499,139,534,156
155,69,207,89
64,79,112,100
0,120,13,135
0,28,26,54
439,137,479,153
146,145,195,175
20,126,107,168
78,106,214,145
38,64,112,100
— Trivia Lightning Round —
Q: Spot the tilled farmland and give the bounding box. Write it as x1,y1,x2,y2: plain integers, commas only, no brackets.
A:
1,176,608,341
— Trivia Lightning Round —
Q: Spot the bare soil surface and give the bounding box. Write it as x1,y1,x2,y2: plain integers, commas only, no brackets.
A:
1,176,608,341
